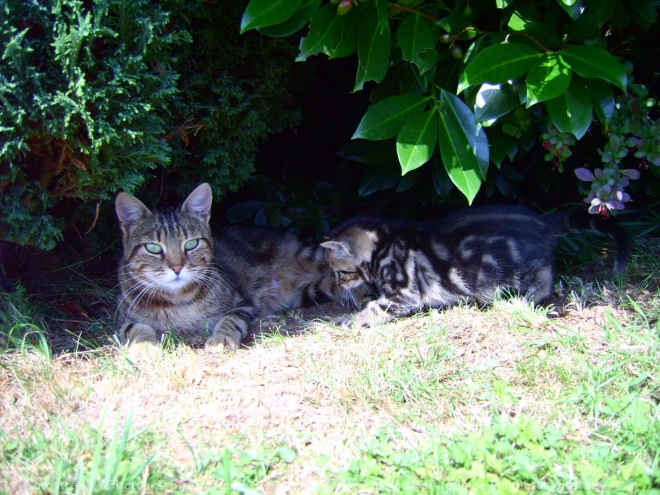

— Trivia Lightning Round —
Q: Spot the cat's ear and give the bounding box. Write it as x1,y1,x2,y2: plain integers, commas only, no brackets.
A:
181,183,212,223
115,192,152,234
320,240,353,259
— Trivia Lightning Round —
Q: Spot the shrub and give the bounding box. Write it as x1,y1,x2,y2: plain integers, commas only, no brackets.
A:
240,0,659,215
0,0,300,250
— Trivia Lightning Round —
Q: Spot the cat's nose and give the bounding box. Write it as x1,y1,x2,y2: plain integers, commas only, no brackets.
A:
170,264,183,275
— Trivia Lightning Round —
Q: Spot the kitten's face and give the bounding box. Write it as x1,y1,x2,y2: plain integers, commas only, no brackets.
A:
321,228,377,290
116,184,214,297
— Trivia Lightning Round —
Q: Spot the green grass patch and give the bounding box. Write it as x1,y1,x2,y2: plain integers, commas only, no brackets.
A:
1,243,659,493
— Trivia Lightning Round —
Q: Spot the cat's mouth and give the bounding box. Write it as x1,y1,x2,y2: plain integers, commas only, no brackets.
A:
156,271,193,291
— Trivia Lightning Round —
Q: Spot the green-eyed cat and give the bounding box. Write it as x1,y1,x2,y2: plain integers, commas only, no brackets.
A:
115,183,346,351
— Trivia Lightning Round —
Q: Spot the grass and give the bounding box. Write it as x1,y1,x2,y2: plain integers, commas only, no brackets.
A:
1,241,659,494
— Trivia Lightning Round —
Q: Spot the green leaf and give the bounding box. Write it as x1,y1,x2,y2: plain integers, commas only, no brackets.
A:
241,0,303,33
431,160,455,197
297,5,344,61
397,110,437,174
375,0,390,33
437,89,489,204
437,13,473,35
586,78,615,125
353,94,430,140
396,167,422,192
525,52,572,106
258,0,321,37
359,161,401,196
628,0,658,30
588,0,617,27
496,0,514,8
397,15,435,74
475,82,518,123
487,126,518,167
566,14,601,43
546,79,593,140
354,14,391,92
330,2,372,59
458,43,542,93
558,45,627,91
337,139,398,164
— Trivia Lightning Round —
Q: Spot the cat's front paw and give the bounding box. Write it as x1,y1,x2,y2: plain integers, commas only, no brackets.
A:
332,313,355,329
205,331,241,353
349,304,391,328
126,340,162,360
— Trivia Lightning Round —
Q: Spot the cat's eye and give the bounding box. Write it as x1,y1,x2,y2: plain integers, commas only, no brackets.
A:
184,239,200,251
144,243,163,255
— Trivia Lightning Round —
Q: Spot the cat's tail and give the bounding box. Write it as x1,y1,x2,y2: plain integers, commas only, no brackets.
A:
548,208,631,275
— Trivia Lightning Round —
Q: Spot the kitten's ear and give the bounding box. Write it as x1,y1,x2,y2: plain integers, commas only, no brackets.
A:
115,192,152,233
181,183,212,223
320,240,353,259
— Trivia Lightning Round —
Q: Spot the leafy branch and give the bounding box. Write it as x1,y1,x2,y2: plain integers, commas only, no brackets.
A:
240,0,658,214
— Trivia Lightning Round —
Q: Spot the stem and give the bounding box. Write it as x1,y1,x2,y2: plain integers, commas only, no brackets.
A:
387,3,551,53
508,31,551,53
388,3,438,23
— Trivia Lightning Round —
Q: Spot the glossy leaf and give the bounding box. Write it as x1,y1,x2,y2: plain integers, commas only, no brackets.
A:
475,83,518,123
375,0,390,33
396,167,422,192
546,79,593,139
487,126,518,167
297,5,343,61
337,139,398,164
359,161,401,196
330,3,371,59
352,94,429,140
525,52,571,106
397,110,438,175
431,160,455,197
258,0,321,37
354,14,391,91
628,0,658,30
241,0,302,33
458,43,542,93
559,45,627,90
397,15,435,75
437,89,488,204
587,78,615,125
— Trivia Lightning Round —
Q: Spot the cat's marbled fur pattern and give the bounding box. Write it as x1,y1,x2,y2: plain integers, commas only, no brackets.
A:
115,183,345,351
321,205,630,327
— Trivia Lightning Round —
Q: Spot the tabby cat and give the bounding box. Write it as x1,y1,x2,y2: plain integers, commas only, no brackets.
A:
320,205,630,327
115,183,345,351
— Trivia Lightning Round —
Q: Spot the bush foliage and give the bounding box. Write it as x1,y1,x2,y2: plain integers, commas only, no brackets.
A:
241,0,659,217
0,0,300,250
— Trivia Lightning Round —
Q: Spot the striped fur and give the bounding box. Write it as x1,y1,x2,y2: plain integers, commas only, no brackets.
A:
320,205,630,327
115,183,344,351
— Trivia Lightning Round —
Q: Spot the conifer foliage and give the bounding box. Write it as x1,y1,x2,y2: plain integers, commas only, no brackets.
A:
1,0,299,250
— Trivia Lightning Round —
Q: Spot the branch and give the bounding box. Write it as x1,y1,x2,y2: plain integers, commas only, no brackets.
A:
388,3,438,23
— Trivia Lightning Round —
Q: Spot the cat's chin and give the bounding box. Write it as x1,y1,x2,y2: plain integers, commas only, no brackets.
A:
158,278,193,293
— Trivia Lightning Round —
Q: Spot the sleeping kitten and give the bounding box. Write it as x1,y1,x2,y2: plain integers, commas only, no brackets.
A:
320,205,630,327
115,183,345,352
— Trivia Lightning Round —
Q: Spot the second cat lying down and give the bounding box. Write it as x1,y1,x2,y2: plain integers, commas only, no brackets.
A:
320,205,630,327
